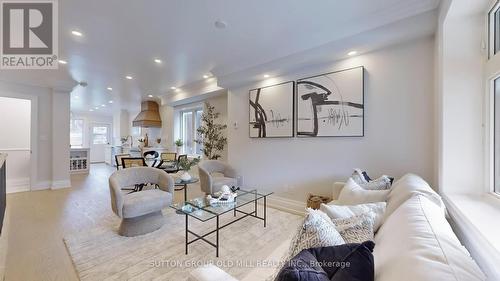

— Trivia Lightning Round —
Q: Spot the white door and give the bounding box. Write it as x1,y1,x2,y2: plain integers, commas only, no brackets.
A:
0,97,31,193
90,123,110,163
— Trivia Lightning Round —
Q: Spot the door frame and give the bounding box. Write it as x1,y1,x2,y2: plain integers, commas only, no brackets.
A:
89,122,112,163
0,93,38,191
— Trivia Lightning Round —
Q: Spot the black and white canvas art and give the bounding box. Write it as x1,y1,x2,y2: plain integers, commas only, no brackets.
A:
296,67,364,137
249,81,294,138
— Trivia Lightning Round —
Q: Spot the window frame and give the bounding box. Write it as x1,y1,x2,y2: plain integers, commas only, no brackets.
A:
70,118,84,147
488,0,500,58
179,107,203,156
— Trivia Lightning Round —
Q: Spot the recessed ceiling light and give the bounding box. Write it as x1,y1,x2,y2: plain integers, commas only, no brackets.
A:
101,104,106,107
263,74,270,78
107,87,113,91
170,86,176,90
154,58,162,64
71,30,83,37
148,94,153,98
89,109,94,112
108,100,113,104
215,20,227,29
74,95,79,99
203,74,210,79
175,88,180,92
125,75,133,80
348,51,358,56
58,60,67,64
95,107,99,109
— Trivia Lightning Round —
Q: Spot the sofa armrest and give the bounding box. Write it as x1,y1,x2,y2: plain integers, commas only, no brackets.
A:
188,265,238,281
332,182,345,201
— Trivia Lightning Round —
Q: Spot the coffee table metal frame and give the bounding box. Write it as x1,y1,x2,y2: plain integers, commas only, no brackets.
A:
171,189,272,257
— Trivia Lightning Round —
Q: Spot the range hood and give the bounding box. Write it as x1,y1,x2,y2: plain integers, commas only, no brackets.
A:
132,101,162,127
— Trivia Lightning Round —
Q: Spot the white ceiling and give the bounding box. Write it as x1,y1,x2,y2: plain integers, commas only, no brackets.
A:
0,0,440,116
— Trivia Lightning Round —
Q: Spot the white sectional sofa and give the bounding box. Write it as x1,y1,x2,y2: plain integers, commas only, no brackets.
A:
189,174,486,281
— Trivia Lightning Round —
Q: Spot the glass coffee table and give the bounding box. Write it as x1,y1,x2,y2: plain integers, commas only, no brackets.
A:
170,189,273,257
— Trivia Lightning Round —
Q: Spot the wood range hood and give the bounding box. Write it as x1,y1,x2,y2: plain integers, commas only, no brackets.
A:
132,101,162,127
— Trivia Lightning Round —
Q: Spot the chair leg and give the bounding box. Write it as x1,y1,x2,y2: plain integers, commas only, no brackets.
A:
118,211,166,237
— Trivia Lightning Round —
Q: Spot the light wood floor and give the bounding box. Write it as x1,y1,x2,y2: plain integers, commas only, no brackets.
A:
2,164,205,281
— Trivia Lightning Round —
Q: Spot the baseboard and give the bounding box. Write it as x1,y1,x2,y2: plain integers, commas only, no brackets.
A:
51,180,71,189
32,181,52,191
6,178,30,193
267,195,306,216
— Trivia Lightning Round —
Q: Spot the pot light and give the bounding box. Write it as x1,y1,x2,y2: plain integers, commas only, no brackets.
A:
108,100,113,104
73,95,79,99
263,74,270,78
95,106,99,109
348,51,358,56
71,30,83,37
89,109,94,112
101,104,106,107
154,58,162,64
125,75,133,80
58,60,67,64
175,88,180,92
215,20,227,29
170,86,177,90
203,74,210,79
107,87,113,91
148,94,153,98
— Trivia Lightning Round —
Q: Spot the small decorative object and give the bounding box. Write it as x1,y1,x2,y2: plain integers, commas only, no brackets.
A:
181,204,194,213
195,102,227,160
297,66,364,137
207,188,238,206
249,81,294,138
178,156,201,181
144,133,149,147
156,138,161,145
175,139,183,154
120,136,129,145
137,138,145,148
307,194,331,210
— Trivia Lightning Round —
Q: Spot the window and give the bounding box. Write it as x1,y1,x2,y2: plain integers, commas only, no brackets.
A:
70,119,84,147
495,78,500,194
489,1,500,57
180,108,203,155
92,126,109,145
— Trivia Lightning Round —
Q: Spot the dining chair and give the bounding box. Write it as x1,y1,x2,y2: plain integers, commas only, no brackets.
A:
156,152,177,169
121,157,147,168
115,153,131,170
164,154,187,174
143,151,159,167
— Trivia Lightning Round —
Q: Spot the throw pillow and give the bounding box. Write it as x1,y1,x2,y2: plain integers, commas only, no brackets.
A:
331,213,375,243
337,178,390,205
275,241,375,281
267,209,346,281
287,208,346,258
320,202,386,231
352,169,394,190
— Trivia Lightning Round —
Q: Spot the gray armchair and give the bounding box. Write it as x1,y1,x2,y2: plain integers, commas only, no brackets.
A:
109,167,174,236
198,160,242,195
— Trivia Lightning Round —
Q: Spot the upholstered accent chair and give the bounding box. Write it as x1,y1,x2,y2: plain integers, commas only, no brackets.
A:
198,160,242,195
109,167,174,236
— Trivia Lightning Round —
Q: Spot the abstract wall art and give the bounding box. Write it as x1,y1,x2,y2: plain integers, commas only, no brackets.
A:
296,66,364,137
249,81,294,138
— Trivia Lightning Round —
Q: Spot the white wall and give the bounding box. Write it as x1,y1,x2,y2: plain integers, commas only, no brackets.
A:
0,81,71,190
227,37,436,202
0,97,31,192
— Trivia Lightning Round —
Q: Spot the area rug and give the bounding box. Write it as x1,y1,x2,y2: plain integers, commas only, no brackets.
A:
63,206,302,281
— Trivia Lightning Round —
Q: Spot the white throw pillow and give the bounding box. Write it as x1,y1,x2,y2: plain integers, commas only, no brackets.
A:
374,194,485,281
331,213,375,243
320,202,386,231
385,173,445,218
337,178,390,205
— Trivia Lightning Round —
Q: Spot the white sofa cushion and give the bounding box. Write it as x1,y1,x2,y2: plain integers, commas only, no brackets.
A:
337,178,389,205
320,202,386,231
188,264,238,281
374,194,485,281
331,212,375,243
385,173,445,218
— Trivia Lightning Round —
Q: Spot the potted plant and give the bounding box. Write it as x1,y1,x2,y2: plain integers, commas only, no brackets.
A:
195,102,227,160
178,157,200,181
175,139,183,154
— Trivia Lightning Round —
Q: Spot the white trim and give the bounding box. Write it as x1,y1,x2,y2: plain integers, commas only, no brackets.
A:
266,195,306,216
32,181,52,191
51,180,71,190
444,194,500,280
6,178,30,193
